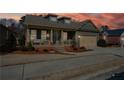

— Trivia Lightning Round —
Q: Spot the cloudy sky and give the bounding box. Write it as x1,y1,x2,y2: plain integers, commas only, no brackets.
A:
0,13,124,29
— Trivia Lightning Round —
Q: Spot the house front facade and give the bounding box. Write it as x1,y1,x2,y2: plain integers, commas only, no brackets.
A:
20,14,98,48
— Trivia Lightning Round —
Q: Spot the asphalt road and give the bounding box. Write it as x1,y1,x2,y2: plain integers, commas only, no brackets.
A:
0,47,124,80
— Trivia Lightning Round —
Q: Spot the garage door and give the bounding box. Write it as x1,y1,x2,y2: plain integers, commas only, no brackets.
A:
80,36,97,49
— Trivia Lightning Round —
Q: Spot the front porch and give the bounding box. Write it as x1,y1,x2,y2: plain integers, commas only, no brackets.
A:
26,27,76,46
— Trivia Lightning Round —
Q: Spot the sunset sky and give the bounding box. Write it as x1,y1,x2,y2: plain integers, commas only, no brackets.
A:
0,13,124,29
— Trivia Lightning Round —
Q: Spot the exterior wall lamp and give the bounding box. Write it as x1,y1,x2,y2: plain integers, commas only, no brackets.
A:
78,35,81,48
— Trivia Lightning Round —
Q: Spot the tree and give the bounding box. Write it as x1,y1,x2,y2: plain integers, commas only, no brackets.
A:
100,25,109,32
97,39,107,47
18,34,26,48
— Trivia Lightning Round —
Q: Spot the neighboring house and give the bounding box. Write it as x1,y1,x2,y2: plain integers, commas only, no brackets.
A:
20,14,99,48
0,24,16,52
100,29,124,45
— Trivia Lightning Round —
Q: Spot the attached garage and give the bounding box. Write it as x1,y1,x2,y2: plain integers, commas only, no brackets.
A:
76,32,98,49
80,36,97,49
76,20,99,49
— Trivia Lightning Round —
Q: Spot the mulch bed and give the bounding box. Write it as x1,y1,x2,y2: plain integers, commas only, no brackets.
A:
13,51,38,54
64,46,93,52
13,46,62,55
6,46,93,55
35,46,60,54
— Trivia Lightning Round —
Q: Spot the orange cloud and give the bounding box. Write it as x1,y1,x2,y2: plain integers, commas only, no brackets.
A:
0,13,124,29
0,13,23,20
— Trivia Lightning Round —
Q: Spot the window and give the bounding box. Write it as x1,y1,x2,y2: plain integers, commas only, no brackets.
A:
49,17,57,21
37,30,41,39
31,29,36,40
65,19,71,23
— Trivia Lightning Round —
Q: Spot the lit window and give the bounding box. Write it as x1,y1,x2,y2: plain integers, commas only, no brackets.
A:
50,17,57,21
65,20,71,23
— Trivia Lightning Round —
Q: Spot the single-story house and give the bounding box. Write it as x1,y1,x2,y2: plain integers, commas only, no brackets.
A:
20,14,99,48
0,24,16,52
100,29,124,45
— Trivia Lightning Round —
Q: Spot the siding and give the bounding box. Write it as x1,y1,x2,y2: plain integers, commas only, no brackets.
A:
80,36,97,49
107,36,120,45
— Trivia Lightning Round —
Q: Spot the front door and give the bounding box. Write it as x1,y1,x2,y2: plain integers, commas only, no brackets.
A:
67,31,75,40
53,30,61,44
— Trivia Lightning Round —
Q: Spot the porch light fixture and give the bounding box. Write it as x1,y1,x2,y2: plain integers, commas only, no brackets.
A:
46,33,50,38
78,35,81,39
78,35,81,48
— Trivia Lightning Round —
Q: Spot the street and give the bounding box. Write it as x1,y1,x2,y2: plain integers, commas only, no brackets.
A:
0,47,124,80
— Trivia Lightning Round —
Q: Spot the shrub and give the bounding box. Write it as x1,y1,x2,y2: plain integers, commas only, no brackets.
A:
97,39,107,47
64,40,68,45
0,45,7,52
43,49,49,52
18,35,25,48
27,41,35,51
72,40,76,47
0,34,17,52
73,47,78,51
64,40,75,46
80,46,86,50
20,46,28,51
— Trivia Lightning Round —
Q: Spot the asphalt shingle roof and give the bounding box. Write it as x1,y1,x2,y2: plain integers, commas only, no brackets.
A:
23,15,81,30
105,29,124,36
22,15,98,32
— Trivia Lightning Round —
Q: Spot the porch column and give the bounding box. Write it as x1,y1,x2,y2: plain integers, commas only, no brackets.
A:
61,30,64,45
26,28,31,45
50,29,53,44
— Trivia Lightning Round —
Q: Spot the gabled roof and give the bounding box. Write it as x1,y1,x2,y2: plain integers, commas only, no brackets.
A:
79,20,98,32
22,15,81,30
44,14,58,18
21,15,98,32
58,16,71,20
104,29,124,36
